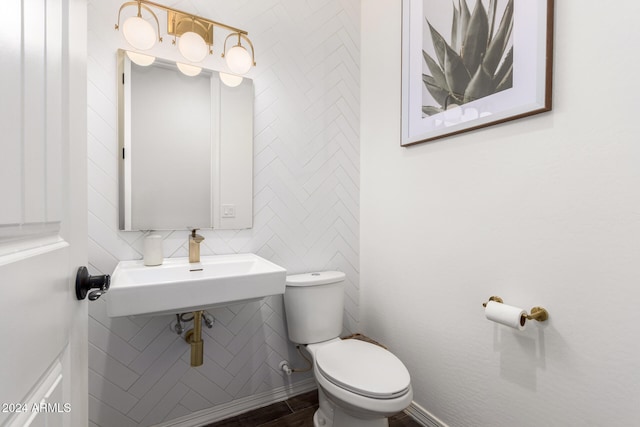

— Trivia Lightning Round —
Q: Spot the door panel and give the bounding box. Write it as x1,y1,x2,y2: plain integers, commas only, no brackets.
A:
0,0,87,426
0,0,23,225
0,247,69,408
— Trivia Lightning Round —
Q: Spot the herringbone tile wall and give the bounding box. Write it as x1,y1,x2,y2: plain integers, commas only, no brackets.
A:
86,0,360,426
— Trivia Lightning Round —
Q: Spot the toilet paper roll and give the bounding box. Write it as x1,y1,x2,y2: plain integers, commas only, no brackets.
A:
484,300,527,330
143,235,163,266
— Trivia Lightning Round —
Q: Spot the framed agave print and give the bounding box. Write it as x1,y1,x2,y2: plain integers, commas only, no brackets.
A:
401,0,554,146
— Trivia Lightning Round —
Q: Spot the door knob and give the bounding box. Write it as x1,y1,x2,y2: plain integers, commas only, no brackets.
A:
75,266,110,301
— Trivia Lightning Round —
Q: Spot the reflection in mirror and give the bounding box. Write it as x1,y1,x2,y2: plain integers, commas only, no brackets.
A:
117,50,253,231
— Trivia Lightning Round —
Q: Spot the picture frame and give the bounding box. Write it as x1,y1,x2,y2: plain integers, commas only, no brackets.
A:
401,0,554,146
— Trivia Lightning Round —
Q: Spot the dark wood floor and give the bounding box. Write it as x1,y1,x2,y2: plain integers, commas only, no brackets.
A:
201,390,420,427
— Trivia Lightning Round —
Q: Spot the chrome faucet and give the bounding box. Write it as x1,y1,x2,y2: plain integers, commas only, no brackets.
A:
189,229,205,263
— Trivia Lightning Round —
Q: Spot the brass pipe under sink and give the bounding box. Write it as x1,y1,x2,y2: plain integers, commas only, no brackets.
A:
184,310,204,367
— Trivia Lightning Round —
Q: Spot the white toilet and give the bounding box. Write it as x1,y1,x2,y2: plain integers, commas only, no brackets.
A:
284,271,413,427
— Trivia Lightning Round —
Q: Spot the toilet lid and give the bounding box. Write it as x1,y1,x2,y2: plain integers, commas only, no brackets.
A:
315,340,411,399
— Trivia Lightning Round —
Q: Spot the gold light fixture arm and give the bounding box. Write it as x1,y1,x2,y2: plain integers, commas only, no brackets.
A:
115,1,137,29
221,32,257,66
242,34,257,66
115,0,163,43
221,32,235,58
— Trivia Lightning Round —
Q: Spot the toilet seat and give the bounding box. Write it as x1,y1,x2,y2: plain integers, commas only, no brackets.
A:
315,339,411,399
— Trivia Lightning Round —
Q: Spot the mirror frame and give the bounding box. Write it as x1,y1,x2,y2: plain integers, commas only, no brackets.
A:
116,49,254,231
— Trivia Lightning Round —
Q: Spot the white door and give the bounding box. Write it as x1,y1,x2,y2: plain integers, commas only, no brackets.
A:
0,0,88,426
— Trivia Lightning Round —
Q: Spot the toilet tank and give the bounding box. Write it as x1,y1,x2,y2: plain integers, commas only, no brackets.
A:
284,271,345,344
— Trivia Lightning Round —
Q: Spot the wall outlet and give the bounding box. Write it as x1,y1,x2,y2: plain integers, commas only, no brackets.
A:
222,204,236,218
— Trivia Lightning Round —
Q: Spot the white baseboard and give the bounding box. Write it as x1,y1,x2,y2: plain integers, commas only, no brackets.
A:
405,401,448,427
153,378,317,427
153,380,444,427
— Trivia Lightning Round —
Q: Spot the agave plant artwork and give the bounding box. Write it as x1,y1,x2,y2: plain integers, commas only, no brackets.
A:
422,0,514,117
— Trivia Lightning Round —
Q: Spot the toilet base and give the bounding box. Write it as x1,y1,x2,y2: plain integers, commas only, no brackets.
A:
313,387,389,427
313,409,389,427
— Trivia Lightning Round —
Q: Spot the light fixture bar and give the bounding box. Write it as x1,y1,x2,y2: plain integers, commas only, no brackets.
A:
134,0,248,36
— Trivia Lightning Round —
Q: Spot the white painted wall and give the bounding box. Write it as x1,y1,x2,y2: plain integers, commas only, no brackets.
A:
361,1,640,426
87,0,359,425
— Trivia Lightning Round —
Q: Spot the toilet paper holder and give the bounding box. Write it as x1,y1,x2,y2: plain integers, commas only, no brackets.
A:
482,296,549,322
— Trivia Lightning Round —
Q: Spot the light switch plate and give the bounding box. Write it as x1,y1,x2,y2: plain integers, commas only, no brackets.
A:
222,204,236,218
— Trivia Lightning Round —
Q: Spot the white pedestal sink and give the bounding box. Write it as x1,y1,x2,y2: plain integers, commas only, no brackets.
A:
106,253,286,317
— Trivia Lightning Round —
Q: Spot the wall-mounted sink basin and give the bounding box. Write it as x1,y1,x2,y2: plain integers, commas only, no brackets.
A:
106,254,286,317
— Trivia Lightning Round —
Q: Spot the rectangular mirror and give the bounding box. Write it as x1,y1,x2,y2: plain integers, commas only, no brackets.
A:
117,49,253,231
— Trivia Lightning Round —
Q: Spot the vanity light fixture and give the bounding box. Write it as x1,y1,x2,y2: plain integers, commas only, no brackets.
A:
219,72,243,88
116,1,161,50
176,16,209,63
222,33,256,75
116,0,256,73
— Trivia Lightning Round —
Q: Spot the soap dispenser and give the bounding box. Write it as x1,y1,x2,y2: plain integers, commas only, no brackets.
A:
143,234,163,266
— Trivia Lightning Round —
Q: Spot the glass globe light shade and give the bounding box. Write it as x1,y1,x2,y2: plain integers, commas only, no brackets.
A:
178,32,208,63
176,62,202,77
126,51,156,66
122,16,156,51
219,72,243,87
225,45,252,74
